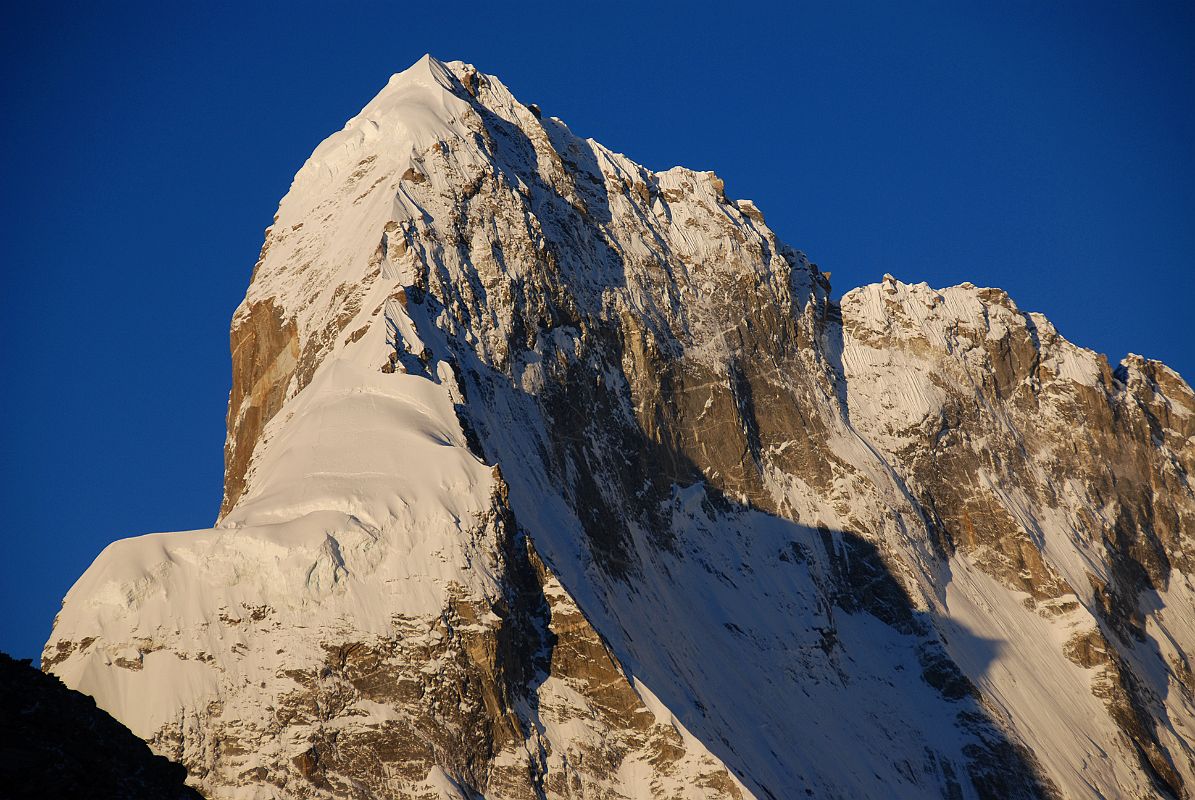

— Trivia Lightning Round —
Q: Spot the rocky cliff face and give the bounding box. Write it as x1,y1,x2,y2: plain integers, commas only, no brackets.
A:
44,56,1194,799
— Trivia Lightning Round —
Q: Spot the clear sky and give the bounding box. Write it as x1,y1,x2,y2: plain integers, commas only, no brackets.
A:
2,2,1192,660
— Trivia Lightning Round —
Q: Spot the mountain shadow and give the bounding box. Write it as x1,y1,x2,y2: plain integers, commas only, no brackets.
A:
0,651,203,800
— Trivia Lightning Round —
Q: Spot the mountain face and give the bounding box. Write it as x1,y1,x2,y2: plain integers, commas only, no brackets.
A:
43,56,1195,800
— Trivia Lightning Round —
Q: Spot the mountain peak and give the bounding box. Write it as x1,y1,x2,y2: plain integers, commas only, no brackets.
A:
374,54,469,105
43,60,1195,800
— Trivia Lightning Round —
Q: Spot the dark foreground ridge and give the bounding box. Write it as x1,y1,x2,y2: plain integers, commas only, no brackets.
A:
0,651,203,799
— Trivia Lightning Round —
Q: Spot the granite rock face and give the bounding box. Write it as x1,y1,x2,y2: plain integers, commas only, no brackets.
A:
45,57,1193,799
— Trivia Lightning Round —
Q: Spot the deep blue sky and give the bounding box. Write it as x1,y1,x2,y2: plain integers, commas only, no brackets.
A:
2,2,1192,660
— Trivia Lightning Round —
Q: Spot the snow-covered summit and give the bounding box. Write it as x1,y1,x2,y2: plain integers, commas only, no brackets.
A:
297,56,467,191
